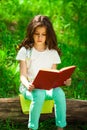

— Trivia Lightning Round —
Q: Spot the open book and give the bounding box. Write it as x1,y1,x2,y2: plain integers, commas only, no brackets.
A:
33,65,76,90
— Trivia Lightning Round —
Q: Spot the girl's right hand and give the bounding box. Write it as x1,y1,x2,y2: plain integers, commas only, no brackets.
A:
28,84,35,92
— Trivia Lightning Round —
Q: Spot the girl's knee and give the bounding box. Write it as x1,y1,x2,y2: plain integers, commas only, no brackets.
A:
53,88,66,104
32,89,45,102
53,87,65,97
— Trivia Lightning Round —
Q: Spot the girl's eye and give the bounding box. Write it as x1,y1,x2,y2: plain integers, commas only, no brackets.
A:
34,33,39,36
42,34,46,36
34,33,46,36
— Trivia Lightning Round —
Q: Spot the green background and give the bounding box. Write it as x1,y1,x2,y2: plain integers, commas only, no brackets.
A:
0,0,87,99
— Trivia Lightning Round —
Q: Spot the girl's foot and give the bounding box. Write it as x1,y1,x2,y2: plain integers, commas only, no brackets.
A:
57,127,63,130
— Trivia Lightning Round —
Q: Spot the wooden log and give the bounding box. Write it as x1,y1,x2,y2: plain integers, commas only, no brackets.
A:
66,99,87,122
0,97,87,122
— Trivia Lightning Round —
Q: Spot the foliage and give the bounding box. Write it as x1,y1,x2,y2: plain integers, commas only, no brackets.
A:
0,0,87,99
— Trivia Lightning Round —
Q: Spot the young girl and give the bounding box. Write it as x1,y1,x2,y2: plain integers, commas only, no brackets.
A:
16,15,71,130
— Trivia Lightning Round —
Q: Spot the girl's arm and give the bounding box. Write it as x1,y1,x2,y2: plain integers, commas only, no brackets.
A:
51,64,57,69
51,64,71,86
20,60,35,91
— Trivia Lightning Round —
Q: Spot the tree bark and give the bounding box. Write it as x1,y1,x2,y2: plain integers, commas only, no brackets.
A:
0,97,87,122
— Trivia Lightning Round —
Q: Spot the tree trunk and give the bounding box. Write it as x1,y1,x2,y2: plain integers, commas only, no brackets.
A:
0,97,87,122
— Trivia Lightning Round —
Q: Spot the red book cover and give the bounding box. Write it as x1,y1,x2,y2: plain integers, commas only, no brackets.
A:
33,65,76,90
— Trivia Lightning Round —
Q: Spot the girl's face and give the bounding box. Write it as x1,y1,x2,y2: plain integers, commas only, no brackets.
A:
33,26,47,46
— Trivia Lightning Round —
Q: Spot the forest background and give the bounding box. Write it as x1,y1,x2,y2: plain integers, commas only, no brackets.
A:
0,0,87,99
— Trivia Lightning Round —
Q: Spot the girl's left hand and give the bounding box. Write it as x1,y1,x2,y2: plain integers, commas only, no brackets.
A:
64,78,71,86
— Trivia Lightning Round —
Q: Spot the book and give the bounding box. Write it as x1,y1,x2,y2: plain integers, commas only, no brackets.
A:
33,65,76,90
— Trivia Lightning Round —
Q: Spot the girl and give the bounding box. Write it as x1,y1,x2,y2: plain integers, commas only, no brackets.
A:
16,15,71,130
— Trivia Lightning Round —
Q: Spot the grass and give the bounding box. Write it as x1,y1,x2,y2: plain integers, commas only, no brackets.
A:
0,118,87,130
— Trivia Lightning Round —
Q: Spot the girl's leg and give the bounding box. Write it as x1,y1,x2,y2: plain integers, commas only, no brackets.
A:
28,89,45,130
53,87,67,128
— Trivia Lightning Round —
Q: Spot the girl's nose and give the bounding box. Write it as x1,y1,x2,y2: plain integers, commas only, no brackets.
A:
38,34,43,39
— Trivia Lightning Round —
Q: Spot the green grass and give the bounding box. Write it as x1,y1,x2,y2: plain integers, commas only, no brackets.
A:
0,119,87,130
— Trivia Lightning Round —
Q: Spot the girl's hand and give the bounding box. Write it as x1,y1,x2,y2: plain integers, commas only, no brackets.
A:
64,78,71,86
28,83,35,92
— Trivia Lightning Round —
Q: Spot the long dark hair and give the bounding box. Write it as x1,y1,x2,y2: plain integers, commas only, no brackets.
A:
18,15,61,55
